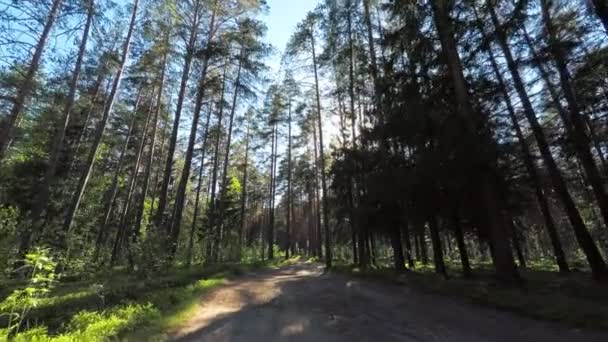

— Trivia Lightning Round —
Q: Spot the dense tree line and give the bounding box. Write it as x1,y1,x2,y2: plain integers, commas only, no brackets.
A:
0,0,608,287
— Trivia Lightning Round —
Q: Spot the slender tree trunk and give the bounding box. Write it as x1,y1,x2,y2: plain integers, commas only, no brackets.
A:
428,217,447,278
69,72,108,172
403,223,415,268
487,2,606,278
432,0,519,284
134,45,168,236
155,0,203,228
0,0,64,158
312,116,323,259
452,211,472,278
110,91,155,266
476,6,569,273
510,220,526,269
267,123,278,259
61,0,139,246
541,0,608,234
311,26,332,268
390,225,405,272
28,0,94,230
238,122,250,260
168,51,213,260
419,223,428,265
170,2,220,260
187,104,213,267
207,63,228,263
286,98,293,260
216,51,244,257
93,90,142,259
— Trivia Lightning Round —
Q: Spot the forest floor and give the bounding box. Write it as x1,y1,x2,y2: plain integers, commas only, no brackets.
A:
168,261,608,342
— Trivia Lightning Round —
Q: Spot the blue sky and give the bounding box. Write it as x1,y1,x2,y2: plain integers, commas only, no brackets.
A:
261,0,320,76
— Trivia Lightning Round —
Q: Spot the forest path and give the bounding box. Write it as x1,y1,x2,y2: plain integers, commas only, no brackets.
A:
170,262,607,342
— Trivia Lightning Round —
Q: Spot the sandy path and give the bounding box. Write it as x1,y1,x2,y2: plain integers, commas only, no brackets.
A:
170,262,607,342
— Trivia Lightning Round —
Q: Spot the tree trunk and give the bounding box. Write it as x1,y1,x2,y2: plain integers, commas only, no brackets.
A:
452,212,472,278
0,0,64,158
390,225,405,272
311,25,332,268
238,121,251,260
155,0,203,229
187,104,213,267
541,0,608,236
206,65,228,263
402,223,415,268
68,71,108,172
93,90,142,260
476,6,569,273
286,98,293,260
61,0,139,247
110,88,154,267
171,2,220,261
216,51,244,257
134,44,168,237
267,123,278,260
510,220,527,270
312,114,323,259
110,91,155,266
428,217,447,278
28,0,94,230
432,0,519,284
168,48,214,260
488,2,606,278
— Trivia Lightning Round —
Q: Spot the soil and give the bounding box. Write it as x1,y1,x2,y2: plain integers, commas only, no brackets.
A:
170,262,607,342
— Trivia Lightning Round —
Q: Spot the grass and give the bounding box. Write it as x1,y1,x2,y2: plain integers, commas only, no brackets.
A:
0,257,299,342
332,259,608,331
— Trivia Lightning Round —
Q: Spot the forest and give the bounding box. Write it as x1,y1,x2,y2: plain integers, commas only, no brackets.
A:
0,0,608,340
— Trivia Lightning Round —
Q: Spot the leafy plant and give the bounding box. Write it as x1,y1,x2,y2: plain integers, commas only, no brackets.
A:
1,248,57,337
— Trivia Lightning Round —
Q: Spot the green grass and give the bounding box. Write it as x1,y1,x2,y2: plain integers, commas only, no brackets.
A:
0,258,298,342
333,260,608,331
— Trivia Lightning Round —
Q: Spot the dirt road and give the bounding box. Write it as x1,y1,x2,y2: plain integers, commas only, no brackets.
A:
170,262,606,342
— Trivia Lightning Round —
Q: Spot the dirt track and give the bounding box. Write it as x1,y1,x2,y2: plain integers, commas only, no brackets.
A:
170,262,607,342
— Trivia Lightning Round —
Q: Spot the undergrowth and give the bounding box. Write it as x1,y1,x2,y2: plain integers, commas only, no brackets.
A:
0,257,297,341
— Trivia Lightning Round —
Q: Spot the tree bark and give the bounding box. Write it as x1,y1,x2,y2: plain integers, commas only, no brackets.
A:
476,5,569,273
311,113,323,259
487,2,607,278
311,24,332,268
428,217,447,278
452,211,472,278
286,97,293,260
402,223,415,268
93,90,142,260
431,0,519,284
541,0,608,235
61,0,139,246
186,103,213,267
28,0,94,229
238,120,251,260
169,2,219,260
390,225,405,272
110,90,155,266
155,0,203,229
134,44,168,237
216,50,244,258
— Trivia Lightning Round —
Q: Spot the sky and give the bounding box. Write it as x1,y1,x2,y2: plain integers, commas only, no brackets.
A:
261,0,320,77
